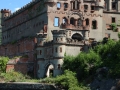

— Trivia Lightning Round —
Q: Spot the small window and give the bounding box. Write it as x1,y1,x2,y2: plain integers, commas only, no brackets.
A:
64,3,68,8
112,2,116,10
58,64,61,69
112,17,115,23
60,47,62,53
40,50,42,55
54,17,59,27
62,17,68,24
91,6,95,10
84,5,88,10
70,18,75,25
57,2,61,9
92,20,97,29
78,19,82,26
86,18,89,25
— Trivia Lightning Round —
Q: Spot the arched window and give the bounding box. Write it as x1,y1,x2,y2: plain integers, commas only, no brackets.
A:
92,20,97,29
62,17,68,24
72,33,83,41
77,18,82,26
70,18,75,25
86,18,89,25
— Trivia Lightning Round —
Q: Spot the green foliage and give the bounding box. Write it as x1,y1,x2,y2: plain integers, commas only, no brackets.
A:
0,57,9,73
55,70,79,90
118,32,120,39
0,71,26,82
63,50,101,80
111,23,117,31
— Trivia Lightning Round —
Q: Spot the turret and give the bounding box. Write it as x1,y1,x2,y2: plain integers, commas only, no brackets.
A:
52,30,66,58
1,9,11,18
36,33,47,59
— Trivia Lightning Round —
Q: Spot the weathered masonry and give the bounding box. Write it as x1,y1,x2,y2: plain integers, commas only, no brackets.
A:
0,0,120,78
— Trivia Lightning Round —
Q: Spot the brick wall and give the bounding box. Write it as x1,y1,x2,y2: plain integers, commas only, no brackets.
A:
0,37,37,76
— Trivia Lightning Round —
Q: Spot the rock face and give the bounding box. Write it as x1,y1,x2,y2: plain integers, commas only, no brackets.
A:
0,82,56,90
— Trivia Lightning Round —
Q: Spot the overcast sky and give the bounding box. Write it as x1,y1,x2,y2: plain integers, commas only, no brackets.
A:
0,0,32,13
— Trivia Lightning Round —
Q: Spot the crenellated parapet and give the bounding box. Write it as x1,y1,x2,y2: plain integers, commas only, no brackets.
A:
1,9,11,13
66,38,84,45
52,30,66,35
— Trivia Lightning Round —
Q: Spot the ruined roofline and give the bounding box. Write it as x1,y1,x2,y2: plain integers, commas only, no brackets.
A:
2,0,41,20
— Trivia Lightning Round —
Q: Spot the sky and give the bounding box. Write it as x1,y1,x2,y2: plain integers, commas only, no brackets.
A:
0,0,32,13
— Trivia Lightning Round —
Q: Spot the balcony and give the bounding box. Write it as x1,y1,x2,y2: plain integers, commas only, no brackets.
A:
61,23,90,30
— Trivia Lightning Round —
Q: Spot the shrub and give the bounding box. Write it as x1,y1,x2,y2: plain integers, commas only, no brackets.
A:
0,56,9,73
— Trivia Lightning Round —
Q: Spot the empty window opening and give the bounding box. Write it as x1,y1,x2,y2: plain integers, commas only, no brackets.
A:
62,17,68,24
57,2,61,9
58,64,60,69
72,33,83,41
92,20,97,29
112,2,116,10
54,17,59,27
73,0,79,10
70,18,75,25
86,18,89,25
40,50,42,55
64,3,68,8
60,47,62,53
77,19,82,26
112,17,115,23
91,6,95,10
84,5,88,10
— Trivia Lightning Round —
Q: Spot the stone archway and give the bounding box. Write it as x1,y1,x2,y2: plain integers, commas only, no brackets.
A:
45,64,54,78
72,33,83,41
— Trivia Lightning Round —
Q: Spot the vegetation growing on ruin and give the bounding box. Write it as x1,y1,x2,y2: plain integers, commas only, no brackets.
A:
0,57,9,73
111,23,117,32
1,39,120,89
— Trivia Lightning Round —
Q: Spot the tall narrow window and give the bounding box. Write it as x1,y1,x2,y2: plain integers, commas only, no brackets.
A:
91,6,95,10
70,18,75,25
92,20,97,29
40,50,42,55
73,0,79,10
86,18,89,25
60,47,62,53
57,2,61,9
77,18,82,26
54,17,59,27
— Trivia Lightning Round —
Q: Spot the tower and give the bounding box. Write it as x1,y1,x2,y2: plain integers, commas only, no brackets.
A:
52,30,66,76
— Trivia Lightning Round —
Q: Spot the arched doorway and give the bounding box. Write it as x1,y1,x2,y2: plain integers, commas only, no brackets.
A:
45,64,54,78
72,33,83,41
